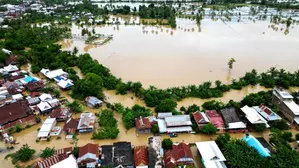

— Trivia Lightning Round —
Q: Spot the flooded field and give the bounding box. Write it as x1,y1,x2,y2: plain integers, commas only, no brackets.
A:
60,15,299,88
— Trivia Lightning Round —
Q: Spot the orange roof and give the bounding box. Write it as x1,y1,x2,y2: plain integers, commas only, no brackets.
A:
78,143,99,158
135,116,152,130
134,146,149,166
164,142,194,168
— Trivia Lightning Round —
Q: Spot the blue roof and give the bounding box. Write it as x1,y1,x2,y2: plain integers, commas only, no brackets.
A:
242,135,271,157
54,76,63,81
24,76,37,83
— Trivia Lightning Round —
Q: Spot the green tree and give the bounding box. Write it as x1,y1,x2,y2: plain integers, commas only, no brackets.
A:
155,98,177,112
201,123,218,134
15,124,22,133
6,144,35,164
253,123,266,132
67,100,83,113
162,138,173,150
151,124,159,134
215,133,231,149
40,147,55,158
228,58,236,70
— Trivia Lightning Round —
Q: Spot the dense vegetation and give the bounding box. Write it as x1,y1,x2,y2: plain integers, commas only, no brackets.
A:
122,105,151,129
5,144,36,164
40,147,55,158
216,130,299,168
92,109,119,139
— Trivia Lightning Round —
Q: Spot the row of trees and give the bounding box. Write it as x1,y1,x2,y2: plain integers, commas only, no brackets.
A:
92,109,119,139
216,130,299,168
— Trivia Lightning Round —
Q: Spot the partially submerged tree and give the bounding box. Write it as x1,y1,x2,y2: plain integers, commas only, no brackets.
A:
162,138,173,150
40,147,55,158
228,58,236,70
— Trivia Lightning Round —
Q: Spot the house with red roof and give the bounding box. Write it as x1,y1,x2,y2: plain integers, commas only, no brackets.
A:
164,142,194,168
135,116,152,134
5,55,19,66
206,110,225,131
192,112,210,130
26,81,44,92
0,101,31,128
134,146,149,168
50,108,71,121
63,118,79,136
77,143,99,168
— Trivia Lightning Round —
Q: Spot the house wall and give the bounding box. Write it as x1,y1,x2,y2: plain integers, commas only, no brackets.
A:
137,128,151,134
272,95,294,122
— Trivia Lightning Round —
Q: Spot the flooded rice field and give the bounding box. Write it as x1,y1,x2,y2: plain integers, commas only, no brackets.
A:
60,14,299,88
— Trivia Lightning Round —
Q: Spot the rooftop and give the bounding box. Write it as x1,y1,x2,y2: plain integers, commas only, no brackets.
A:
242,134,271,157
0,101,29,125
164,142,194,168
134,146,149,167
101,145,113,167
274,89,293,99
206,110,225,129
77,113,95,130
164,115,192,127
241,106,268,125
195,141,226,168
63,118,79,134
77,143,99,164
135,116,152,130
192,112,210,124
253,105,281,121
113,142,134,167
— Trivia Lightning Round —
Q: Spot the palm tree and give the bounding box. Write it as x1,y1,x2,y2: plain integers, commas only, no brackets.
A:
228,58,236,70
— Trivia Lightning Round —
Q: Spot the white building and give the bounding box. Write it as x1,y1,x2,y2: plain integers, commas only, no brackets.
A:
241,105,269,127
158,114,192,133
37,118,56,140
195,141,227,168
51,155,78,168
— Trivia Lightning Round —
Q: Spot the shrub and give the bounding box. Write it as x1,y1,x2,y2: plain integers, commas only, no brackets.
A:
162,138,173,150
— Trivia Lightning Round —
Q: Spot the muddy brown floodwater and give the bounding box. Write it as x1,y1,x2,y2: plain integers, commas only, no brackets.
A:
60,18,299,88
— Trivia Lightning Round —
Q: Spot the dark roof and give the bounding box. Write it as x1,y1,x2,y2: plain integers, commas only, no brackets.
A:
113,141,134,167
135,116,152,130
5,55,18,65
50,108,71,119
30,92,41,97
26,81,44,92
101,145,114,167
8,74,24,81
134,146,149,167
0,101,29,125
2,115,35,129
164,142,194,167
78,143,99,158
148,146,161,168
221,108,242,124
256,137,274,153
63,118,79,134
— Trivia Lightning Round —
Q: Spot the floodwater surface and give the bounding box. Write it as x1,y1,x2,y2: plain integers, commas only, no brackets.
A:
60,17,299,88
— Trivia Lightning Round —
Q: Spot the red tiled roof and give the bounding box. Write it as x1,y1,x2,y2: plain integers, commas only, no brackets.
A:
206,110,224,129
78,143,99,158
0,101,29,125
135,116,152,130
164,142,194,168
134,146,149,166
9,74,25,81
192,112,209,124
36,154,69,168
55,147,73,156
50,108,71,119
5,55,18,65
2,115,35,129
259,104,273,115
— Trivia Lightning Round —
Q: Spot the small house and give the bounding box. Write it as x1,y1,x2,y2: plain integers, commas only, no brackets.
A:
57,80,73,90
5,55,18,65
253,104,282,121
63,118,79,136
37,101,52,114
220,108,247,133
241,105,269,127
135,116,152,134
134,146,149,168
85,96,102,108
47,98,60,109
206,110,225,131
113,142,134,168
39,93,52,102
158,115,192,133
37,118,56,140
164,142,194,167
27,97,40,106
195,141,226,168
192,111,210,130
77,112,96,133
50,108,71,121
26,81,44,92
77,143,99,168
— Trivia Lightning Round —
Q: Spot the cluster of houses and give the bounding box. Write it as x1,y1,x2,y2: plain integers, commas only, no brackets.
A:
136,88,299,135
40,68,74,90
32,132,275,168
